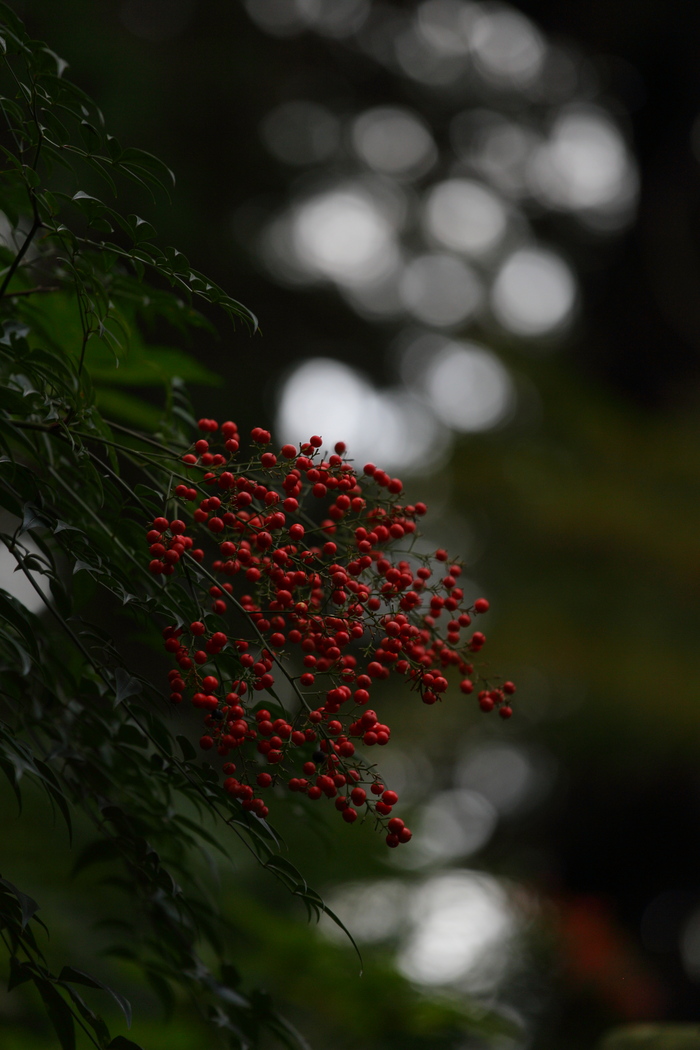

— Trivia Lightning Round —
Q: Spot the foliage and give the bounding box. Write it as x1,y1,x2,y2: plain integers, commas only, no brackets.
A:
0,6,315,1046
597,1027,700,1050
0,6,517,1049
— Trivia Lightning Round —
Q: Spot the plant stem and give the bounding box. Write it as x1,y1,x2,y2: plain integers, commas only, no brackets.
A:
0,217,42,300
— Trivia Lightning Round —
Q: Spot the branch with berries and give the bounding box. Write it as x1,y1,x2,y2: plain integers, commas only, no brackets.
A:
147,419,517,847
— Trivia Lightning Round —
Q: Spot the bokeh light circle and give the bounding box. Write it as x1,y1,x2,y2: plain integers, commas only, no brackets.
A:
490,246,576,337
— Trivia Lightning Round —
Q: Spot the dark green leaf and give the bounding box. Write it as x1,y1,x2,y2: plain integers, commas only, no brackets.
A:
115,724,148,749
59,967,132,1028
34,978,76,1050
7,955,32,991
71,838,121,877
61,983,112,1048
176,734,196,761
0,758,22,811
0,877,38,928
113,668,142,705
0,589,38,654
35,760,73,843
19,502,47,534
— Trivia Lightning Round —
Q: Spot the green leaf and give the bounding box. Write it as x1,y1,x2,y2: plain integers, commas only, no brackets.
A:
7,956,32,991
34,978,76,1050
118,146,175,190
107,1038,146,1050
319,899,363,971
88,344,221,387
34,760,73,843
113,668,143,705
0,877,39,928
71,838,121,877
267,1013,313,1050
61,983,112,1048
59,967,132,1028
115,724,148,748
0,757,22,810
176,734,196,761
93,388,164,430
18,502,47,534
0,589,39,654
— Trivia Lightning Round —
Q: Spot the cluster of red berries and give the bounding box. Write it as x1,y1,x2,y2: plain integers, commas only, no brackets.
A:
147,419,516,846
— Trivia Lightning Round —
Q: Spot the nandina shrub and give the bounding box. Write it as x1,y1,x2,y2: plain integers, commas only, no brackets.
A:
149,420,516,844
0,7,517,1048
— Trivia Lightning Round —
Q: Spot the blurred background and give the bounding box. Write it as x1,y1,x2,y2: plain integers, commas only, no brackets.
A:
4,0,700,1046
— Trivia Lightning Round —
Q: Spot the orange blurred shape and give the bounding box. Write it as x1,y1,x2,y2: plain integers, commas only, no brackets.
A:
557,894,667,1020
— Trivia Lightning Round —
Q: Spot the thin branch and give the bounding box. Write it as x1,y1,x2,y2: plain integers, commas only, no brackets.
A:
5,284,59,297
0,216,42,300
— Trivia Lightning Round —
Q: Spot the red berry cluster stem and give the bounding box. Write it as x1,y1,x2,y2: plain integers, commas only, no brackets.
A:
147,419,516,846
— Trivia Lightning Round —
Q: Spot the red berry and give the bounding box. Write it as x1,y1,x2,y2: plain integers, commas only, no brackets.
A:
474,598,490,613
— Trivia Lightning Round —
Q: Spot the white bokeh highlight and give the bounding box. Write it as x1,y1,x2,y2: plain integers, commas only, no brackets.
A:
423,178,508,257
323,870,519,994
415,0,479,58
424,341,514,430
406,789,499,865
400,253,482,327
456,742,551,816
491,246,576,337
352,106,437,180
291,188,399,287
397,871,516,989
471,7,546,88
400,333,515,432
275,357,449,472
529,106,638,227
